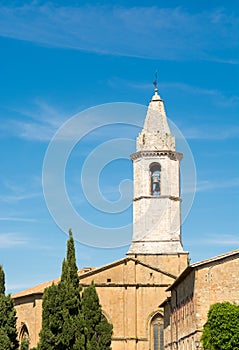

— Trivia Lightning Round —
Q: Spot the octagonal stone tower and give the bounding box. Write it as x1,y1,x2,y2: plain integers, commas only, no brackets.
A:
128,88,184,255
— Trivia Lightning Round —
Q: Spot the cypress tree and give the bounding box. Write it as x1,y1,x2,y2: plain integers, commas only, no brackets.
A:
81,282,113,350
58,229,83,348
0,265,19,350
65,229,79,289
37,282,64,350
38,230,113,349
0,265,5,295
38,230,84,350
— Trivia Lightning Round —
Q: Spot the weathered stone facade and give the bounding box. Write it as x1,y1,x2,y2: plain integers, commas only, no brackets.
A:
162,250,239,350
14,254,188,349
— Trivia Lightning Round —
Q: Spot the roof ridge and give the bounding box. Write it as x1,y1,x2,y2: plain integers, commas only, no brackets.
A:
191,248,239,268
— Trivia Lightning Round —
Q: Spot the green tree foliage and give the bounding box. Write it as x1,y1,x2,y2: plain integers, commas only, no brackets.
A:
38,230,113,350
201,302,239,350
0,265,19,350
20,337,30,350
37,230,84,350
81,282,113,350
0,265,5,295
37,283,64,349
65,228,79,289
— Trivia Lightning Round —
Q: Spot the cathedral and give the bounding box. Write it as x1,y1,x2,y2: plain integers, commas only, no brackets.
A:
13,88,239,350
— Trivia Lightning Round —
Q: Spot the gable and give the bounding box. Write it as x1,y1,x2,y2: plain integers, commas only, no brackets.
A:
80,257,176,286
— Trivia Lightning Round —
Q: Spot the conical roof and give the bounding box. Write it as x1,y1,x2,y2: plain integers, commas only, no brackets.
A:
136,89,175,151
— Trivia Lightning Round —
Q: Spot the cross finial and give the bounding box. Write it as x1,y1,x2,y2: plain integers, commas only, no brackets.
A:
153,70,158,93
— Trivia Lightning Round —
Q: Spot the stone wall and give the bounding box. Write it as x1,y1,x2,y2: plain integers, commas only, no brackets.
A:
80,255,188,350
14,294,42,346
195,255,239,330
14,254,188,349
163,252,239,350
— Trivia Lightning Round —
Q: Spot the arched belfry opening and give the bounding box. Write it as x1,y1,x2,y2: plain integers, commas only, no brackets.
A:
150,162,161,196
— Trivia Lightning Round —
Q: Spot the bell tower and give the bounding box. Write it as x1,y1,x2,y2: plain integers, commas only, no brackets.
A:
127,88,185,255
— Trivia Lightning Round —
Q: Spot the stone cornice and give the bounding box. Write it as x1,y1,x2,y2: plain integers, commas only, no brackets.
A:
133,195,182,202
81,283,171,288
113,337,148,341
130,150,183,161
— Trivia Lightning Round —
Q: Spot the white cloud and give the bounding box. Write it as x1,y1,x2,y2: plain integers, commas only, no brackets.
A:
186,233,239,246
0,99,70,141
0,4,238,62
108,77,151,91
0,179,42,203
196,178,239,192
108,78,239,110
203,234,239,246
182,178,239,194
182,125,239,140
0,192,41,203
160,82,239,107
0,217,36,222
0,233,28,248
1,78,237,142
1,98,142,142
11,120,56,142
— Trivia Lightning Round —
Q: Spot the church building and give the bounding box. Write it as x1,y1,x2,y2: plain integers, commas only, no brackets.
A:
13,88,239,350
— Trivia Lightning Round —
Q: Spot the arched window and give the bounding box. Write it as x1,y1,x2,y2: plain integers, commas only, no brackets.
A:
150,163,161,196
19,323,30,349
151,313,164,350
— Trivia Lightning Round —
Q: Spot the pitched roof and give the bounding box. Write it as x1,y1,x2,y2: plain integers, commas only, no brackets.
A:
167,248,239,291
13,267,94,299
13,278,60,298
79,257,177,279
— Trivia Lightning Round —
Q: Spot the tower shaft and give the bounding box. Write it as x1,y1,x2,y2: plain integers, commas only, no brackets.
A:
127,89,184,255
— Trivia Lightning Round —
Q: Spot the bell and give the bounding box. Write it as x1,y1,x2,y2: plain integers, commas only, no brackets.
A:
152,174,159,183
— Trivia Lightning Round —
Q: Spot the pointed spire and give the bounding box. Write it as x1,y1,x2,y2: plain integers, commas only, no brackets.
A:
136,87,175,152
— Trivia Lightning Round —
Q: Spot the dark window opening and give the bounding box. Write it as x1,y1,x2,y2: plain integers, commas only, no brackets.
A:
150,163,161,196
154,324,159,350
19,324,30,349
151,314,164,350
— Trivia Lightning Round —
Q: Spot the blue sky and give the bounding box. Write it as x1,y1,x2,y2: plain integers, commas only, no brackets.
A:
0,0,238,293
